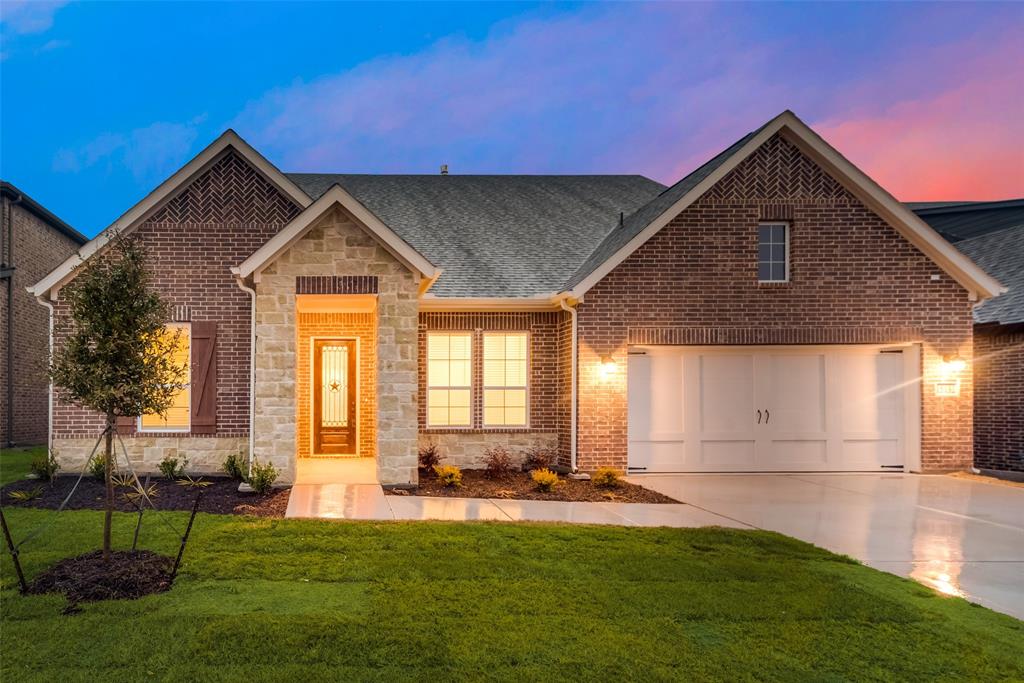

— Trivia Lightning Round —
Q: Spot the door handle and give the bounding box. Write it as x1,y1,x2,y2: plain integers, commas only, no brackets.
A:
765,409,770,424
757,409,762,424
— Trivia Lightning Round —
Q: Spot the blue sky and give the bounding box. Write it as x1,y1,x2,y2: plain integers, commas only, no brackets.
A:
1,1,1021,238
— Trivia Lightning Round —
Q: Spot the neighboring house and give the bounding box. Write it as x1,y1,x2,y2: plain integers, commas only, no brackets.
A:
1,181,87,447
29,111,1003,485
911,200,1023,474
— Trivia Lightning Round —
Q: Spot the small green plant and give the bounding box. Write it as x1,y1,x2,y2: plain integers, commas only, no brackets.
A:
247,459,279,494
158,454,188,480
592,467,623,488
222,451,246,480
117,476,160,508
523,447,553,471
7,485,44,502
30,450,60,481
433,464,463,488
89,454,112,480
531,468,560,492
177,475,213,489
483,445,514,478
418,442,442,471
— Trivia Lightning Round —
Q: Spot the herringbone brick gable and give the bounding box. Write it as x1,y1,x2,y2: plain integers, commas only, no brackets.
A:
148,150,302,225
701,133,855,203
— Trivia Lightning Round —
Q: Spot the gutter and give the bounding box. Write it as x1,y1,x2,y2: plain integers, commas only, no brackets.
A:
557,296,579,473
3,190,21,447
34,295,55,454
233,273,257,478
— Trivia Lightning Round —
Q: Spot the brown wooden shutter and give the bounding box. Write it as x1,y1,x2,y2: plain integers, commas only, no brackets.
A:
190,321,218,434
115,414,137,436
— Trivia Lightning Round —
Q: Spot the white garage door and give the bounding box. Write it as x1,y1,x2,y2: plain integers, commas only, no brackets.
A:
627,345,920,473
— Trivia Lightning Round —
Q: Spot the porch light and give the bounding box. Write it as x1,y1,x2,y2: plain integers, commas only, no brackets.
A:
941,354,967,375
598,356,616,382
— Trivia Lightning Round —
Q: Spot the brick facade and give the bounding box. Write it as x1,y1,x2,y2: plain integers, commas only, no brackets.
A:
51,150,300,471
1,191,82,446
575,133,974,472
972,327,1024,472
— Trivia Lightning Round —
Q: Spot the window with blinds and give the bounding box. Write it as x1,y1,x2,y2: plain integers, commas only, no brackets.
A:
140,323,191,431
427,332,472,427
483,332,528,427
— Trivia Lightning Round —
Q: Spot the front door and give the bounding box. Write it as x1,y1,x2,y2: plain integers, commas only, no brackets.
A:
313,339,357,455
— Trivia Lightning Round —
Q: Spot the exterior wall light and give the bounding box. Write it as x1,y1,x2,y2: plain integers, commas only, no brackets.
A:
598,356,616,382
941,354,967,375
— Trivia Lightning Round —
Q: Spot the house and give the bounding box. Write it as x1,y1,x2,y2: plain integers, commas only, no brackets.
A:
1,181,87,447
910,200,1023,475
29,111,1004,486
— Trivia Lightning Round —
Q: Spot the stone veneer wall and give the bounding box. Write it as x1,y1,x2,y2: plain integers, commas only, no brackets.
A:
52,436,247,475
418,432,558,470
253,206,419,485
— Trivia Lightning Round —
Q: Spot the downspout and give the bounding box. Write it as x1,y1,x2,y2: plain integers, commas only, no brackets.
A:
234,275,257,478
35,296,55,454
558,297,578,473
3,190,22,447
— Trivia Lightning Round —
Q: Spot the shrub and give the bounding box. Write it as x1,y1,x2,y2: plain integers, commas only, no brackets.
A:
247,459,279,494
158,455,188,480
592,467,623,488
433,464,463,488
418,442,442,471
522,447,553,471
89,454,112,480
531,468,560,492
7,485,44,502
30,450,60,481
483,445,514,478
222,451,246,480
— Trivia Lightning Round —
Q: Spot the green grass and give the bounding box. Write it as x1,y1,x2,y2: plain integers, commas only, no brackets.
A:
1,509,1022,682
0,445,43,486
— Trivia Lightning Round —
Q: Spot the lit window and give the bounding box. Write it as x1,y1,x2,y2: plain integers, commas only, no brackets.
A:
427,332,472,427
758,223,788,282
483,333,528,427
140,323,190,431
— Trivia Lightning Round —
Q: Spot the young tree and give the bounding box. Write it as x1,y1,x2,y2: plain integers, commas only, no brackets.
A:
51,234,186,560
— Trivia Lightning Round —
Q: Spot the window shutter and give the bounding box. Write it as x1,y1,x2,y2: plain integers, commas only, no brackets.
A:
190,321,218,434
115,414,136,436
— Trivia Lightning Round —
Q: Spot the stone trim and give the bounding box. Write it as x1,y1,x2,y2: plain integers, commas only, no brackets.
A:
296,275,379,295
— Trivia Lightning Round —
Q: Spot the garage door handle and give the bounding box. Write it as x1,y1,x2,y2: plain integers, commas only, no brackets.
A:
765,409,770,424
757,409,762,424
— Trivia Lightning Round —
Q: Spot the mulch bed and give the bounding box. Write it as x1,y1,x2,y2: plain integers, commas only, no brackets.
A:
1,475,290,518
390,469,680,503
27,549,173,609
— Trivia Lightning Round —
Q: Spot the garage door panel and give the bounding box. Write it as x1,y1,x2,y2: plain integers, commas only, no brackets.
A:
839,353,903,435
842,439,900,468
627,353,686,440
628,441,687,472
701,440,755,466
767,440,828,465
764,354,826,433
700,355,755,433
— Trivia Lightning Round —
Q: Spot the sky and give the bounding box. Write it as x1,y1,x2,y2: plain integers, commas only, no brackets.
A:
1,1,1022,238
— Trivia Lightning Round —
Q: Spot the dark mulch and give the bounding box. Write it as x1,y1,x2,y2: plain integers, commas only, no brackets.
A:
391,469,680,503
1,475,290,518
28,549,173,608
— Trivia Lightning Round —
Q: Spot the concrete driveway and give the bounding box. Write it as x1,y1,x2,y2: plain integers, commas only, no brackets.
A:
630,473,1024,620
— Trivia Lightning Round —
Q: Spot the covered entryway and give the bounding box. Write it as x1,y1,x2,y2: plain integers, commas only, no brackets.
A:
627,345,921,473
313,339,358,455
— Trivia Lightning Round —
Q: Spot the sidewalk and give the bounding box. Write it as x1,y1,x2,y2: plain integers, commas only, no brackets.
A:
284,483,750,527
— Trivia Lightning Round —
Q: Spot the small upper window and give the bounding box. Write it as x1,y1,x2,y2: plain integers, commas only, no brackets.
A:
758,223,788,282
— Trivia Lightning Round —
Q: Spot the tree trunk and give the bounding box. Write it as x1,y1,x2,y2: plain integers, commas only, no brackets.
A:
103,411,115,562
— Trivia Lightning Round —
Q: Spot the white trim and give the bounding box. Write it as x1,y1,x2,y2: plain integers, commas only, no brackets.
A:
558,297,578,472
138,322,191,433
36,296,55,453
419,295,561,312
29,130,312,300
565,110,1005,301
234,185,439,283
309,335,361,458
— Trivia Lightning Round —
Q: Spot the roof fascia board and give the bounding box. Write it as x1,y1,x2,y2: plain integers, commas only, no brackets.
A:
565,113,788,299
419,295,560,312
235,184,440,282
774,115,1004,299
565,110,1004,301
29,130,311,299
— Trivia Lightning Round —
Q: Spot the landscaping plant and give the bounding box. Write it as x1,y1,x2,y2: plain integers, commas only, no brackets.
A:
247,459,279,494
592,467,623,488
418,442,442,471
433,464,463,488
531,468,560,492
29,450,60,481
483,445,514,478
222,452,245,480
7,485,45,502
522,447,553,471
157,455,188,480
89,454,112,480
49,233,187,561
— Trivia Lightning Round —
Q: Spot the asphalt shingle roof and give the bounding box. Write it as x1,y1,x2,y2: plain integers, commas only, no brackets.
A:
955,225,1024,325
286,174,665,297
908,199,1024,243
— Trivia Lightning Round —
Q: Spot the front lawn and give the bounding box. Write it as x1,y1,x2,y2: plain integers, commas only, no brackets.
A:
2,509,1022,681
0,445,41,486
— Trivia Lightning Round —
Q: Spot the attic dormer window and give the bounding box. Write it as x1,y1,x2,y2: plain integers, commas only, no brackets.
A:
758,223,789,282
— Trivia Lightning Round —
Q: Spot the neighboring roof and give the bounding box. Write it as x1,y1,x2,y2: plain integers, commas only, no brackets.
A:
0,180,86,245
233,184,441,285
908,198,1024,242
29,130,312,299
956,225,1024,325
562,110,1005,301
287,173,664,298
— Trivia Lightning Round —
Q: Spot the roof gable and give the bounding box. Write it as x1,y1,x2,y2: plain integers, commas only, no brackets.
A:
564,111,1005,301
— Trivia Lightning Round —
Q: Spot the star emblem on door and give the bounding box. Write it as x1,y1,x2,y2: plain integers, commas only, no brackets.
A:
329,381,340,392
